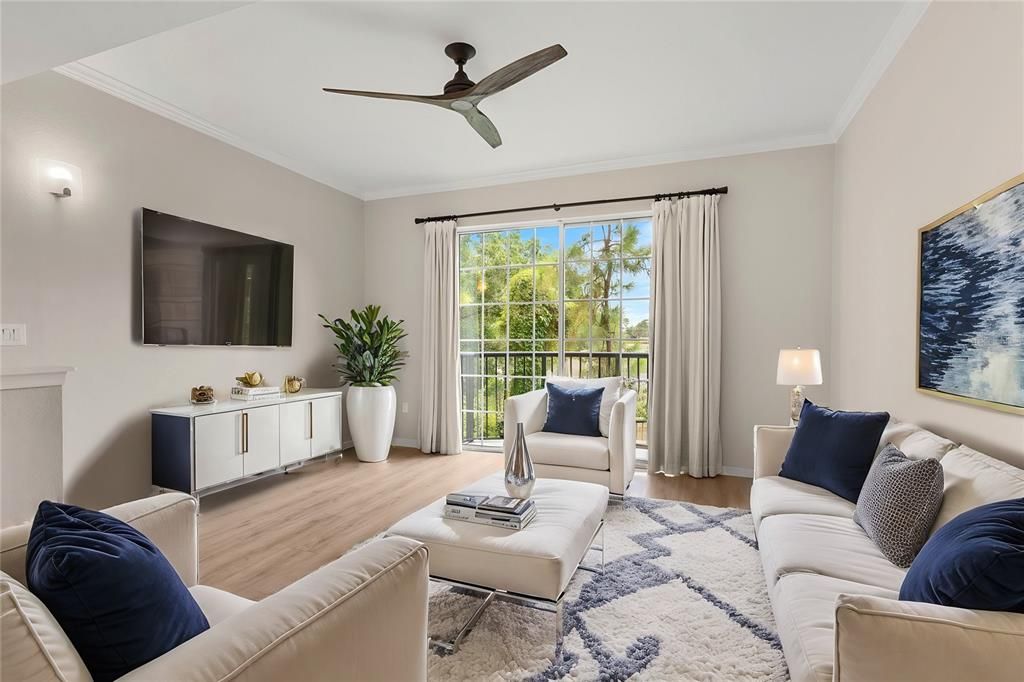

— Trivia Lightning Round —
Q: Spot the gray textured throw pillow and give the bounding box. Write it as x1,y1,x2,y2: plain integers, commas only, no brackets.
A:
854,443,944,568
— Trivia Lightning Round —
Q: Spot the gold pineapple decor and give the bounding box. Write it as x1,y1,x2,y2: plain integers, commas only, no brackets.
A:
235,371,264,387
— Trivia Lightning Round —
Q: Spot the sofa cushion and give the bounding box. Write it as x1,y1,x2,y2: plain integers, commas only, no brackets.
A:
542,382,603,437
854,444,944,568
545,375,621,436
771,573,898,682
757,514,907,592
1,571,90,682
188,585,254,626
932,446,1024,533
878,420,957,460
902,498,1024,613
779,401,890,502
750,476,855,529
526,431,610,471
27,502,209,682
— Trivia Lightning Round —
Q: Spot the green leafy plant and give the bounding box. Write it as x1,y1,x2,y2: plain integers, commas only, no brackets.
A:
319,306,408,387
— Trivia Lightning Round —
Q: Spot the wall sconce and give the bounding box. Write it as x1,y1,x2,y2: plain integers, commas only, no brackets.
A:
36,159,81,198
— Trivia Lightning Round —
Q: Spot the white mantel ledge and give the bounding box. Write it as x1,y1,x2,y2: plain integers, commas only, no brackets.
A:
0,366,75,391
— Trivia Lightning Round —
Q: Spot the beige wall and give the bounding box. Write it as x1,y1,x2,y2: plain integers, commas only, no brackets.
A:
1,386,63,525
833,1,1024,464
365,145,836,473
1,72,363,508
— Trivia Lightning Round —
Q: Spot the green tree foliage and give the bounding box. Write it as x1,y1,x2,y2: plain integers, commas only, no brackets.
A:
564,222,651,350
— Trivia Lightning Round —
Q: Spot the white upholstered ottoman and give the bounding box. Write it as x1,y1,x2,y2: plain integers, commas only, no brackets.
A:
386,473,608,652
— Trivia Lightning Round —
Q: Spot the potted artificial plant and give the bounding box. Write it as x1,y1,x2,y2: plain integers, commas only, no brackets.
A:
319,306,407,463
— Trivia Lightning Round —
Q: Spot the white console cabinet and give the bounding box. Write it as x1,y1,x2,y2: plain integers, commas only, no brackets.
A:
152,389,343,496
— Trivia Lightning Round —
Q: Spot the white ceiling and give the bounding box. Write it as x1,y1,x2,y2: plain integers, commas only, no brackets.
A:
50,2,925,199
1,1,247,84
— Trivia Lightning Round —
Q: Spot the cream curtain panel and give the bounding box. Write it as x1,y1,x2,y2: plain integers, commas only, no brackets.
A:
648,195,722,477
418,220,462,454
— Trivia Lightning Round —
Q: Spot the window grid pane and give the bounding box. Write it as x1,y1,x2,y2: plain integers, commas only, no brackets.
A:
458,216,650,447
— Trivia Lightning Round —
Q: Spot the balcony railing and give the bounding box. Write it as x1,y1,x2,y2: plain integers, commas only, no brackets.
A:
461,351,649,446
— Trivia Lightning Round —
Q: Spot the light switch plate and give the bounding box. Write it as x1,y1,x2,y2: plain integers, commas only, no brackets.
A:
1,324,27,346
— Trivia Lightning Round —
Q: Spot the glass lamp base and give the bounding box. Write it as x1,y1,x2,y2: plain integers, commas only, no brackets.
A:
789,385,805,425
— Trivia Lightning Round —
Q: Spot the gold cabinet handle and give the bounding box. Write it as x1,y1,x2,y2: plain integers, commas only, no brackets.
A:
242,412,249,453
309,402,314,440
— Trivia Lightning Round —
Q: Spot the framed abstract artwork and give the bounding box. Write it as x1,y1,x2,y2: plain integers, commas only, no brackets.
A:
917,172,1024,415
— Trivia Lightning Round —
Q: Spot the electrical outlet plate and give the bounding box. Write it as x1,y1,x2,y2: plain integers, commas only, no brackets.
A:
1,324,27,346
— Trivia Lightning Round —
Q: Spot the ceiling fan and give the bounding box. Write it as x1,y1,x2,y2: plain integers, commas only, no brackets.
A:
323,42,567,149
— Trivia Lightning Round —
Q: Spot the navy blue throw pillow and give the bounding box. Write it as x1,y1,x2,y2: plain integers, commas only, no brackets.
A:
779,401,889,502
542,382,604,437
901,498,1024,612
26,501,209,682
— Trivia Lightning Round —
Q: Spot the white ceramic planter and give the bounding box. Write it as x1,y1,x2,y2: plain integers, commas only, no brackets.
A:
346,385,396,463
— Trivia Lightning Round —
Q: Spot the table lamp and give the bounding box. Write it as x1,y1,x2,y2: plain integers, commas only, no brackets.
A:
777,348,822,425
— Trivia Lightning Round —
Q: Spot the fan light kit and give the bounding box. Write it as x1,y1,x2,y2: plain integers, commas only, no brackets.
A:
323,42,567,148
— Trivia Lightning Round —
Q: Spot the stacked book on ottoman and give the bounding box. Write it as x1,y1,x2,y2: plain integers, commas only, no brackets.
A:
444,491,536,530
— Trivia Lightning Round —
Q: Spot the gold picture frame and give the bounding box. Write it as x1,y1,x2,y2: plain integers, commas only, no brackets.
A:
916,172,1024,415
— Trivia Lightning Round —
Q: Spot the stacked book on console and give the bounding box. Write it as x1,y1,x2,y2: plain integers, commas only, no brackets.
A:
230,385,282,401
443,491,536,530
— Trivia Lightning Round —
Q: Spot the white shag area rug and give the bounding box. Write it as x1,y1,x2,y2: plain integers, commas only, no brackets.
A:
426,496,789,681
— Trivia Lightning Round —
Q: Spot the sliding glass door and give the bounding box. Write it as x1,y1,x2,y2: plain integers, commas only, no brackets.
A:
459,215,651,448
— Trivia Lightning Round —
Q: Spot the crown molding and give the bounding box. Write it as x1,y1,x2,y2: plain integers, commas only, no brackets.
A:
58,45,887,203
828,1,929,142
52,61,367,199
362,133,833,200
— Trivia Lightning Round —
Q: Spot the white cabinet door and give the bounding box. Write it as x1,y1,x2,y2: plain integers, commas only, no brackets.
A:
242,405,280,476
194,411,243,490
311,396,342,456
279,400,312,465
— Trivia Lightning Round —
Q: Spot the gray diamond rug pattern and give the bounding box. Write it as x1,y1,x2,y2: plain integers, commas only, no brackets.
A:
427,497,789,681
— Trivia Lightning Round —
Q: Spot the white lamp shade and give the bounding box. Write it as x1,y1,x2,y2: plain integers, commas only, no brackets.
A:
777,348,822,386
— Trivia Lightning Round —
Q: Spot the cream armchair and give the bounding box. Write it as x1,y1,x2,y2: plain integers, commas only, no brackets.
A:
504,388,637,496
0,493,429,682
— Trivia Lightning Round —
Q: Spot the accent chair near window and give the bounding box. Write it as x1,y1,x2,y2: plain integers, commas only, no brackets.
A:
503,378,637,496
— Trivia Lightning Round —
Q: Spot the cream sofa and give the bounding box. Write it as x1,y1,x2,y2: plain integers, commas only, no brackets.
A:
1,493,429,682
504,387,637,496
752,422,1024,682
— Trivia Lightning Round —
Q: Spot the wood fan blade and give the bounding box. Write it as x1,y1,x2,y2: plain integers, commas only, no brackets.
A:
322,87,448,106
468,44,567,100
459,105,502,148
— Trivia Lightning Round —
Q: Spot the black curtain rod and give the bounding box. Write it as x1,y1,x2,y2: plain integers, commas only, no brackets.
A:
414,186,728,225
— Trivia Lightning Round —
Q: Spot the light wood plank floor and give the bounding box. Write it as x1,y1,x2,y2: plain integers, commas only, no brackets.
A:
197,446,751,599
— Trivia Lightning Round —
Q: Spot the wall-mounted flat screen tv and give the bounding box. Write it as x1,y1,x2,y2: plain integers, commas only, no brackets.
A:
142,208,293,346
